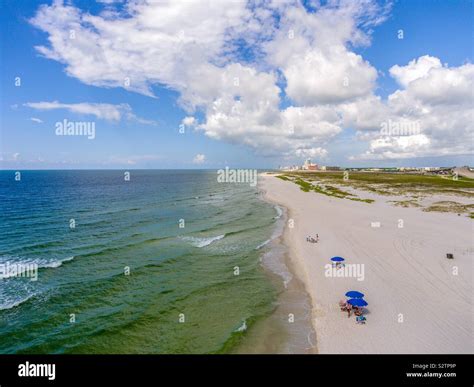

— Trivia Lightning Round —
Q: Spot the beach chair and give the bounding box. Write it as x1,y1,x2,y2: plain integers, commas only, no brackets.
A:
356,316,366,324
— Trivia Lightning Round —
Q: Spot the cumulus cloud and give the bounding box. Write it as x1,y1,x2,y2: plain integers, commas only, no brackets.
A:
29,0,472,162
295,147,328,159
350,56,474,159
264,1,386,105
281,47,377,105
192,154,206,164
181,116,196,127
389,55,442,87
352,135,431,160
24,101,155,124
30,0,250,97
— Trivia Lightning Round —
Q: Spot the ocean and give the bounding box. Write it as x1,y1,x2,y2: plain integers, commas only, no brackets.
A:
0,170,314,354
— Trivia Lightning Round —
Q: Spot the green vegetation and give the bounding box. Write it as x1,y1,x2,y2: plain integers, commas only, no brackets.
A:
324,185,353,197
278,174,373,203
390,199,421,208
294,178,312,192
312,184,347,198
274,171,474,214
284,171,474,200
350,198,375,204
291,171,474,188
423,201,474,214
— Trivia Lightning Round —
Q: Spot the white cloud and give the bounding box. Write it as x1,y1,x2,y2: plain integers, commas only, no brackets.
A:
107,154,164,165
29,1,472,162
390,61,473,106
29,0,370,160
349,56,474,160
294,147,328,159
181,116,196,127
0,152,21,162
30,0,250,97
24,101,155,124
352,135,431,160
30,117,43,123
389,55,442,88
281,47,377,105
192,154,206,164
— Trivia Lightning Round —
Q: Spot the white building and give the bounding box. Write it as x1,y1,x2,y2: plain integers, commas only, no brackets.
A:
302,158,318,170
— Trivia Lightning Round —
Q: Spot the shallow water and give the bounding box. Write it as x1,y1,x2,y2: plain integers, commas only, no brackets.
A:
0,170,284,353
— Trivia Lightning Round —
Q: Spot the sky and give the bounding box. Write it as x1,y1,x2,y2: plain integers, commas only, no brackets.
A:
0,0,472,169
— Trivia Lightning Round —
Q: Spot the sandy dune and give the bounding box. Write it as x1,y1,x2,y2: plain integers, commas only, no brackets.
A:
260,174,473,354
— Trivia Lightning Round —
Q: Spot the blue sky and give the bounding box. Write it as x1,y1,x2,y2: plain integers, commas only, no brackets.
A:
1,0,472,169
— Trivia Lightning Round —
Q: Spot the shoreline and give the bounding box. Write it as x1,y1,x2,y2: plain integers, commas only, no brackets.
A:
257,181,317,354
279,204,318,353
258,172,473,354
234,185,316,354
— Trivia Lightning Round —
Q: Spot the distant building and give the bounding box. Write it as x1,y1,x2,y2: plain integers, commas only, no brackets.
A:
280,165,301,171
303,158,318,170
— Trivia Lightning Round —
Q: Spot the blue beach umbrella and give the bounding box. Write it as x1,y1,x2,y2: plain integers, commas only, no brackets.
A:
347,298,368,307
331,257,345,262
345,291,364,298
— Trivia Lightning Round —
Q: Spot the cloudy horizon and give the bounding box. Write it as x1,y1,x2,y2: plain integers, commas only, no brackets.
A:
1,0,473,169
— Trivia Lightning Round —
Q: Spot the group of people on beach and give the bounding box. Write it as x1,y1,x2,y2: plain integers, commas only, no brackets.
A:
339,300,366,324
306,234,319,243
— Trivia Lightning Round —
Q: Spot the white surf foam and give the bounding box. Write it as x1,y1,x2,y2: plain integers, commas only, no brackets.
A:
0,292,36,311
273,205,283,219
181,234,225,248
235,320,247,332
255,239,271,250
0,256,75,279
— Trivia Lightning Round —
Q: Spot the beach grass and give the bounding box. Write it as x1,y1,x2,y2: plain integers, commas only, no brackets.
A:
290,171,474,188
279,171,474,199
275,171,473,212
279,175,374,203
389,199,422,208
422,201,474,215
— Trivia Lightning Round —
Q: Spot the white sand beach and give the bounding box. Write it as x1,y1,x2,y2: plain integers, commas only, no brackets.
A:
260,173,473,354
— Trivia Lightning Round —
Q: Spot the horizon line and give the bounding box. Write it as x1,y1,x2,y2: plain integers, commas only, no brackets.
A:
0,166,471,172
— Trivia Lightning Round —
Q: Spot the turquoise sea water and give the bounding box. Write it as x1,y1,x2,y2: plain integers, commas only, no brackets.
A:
0,170,286,353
